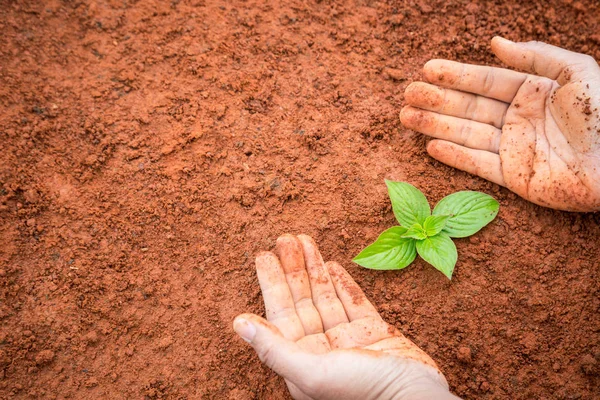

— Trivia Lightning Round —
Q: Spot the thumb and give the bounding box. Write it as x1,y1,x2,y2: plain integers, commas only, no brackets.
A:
233,313,318,384
491,36,598,84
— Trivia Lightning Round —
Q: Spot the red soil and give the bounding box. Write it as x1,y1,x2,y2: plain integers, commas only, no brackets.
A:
1,0,599,399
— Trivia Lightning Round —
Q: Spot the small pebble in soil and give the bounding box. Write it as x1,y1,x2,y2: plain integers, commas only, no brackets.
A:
480,381,490,392
552,362,561,372
532,224,543,235
383,67,405,81
35,350,55,365
83,331,99,345
85,377,99,388
157,336,173,350
457,346,472,363
580,354,597,375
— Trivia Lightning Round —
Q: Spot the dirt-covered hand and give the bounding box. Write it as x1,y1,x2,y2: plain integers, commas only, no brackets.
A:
401,37,600,212
233,234,459,400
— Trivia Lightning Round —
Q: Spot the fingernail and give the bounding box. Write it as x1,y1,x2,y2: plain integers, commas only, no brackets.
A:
234,318,256,343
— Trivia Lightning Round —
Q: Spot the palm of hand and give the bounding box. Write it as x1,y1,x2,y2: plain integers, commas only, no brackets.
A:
257,234,443,400
401,37,600,211
501,74,600,210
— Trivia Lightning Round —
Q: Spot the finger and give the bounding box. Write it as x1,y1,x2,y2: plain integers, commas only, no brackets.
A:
423,59,527,103
297,235,349,330
400,106,502,153
326,261,380,321
233,314,320,391
404,82,509,128
491,36,599,85
325,317,393,349
426,140,506,187
255,251,305,341
275,235,324,335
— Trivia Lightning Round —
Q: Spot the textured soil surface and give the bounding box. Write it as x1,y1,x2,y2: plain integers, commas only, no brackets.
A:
1,0,600,399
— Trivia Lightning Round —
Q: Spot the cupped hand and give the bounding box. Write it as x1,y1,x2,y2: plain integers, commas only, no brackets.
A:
401,37,600,212
234,234,459,400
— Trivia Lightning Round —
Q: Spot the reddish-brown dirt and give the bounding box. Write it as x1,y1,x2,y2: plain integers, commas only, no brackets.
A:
1,0,599,399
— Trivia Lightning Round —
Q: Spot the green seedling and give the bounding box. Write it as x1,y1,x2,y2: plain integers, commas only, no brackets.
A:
353,180,499,279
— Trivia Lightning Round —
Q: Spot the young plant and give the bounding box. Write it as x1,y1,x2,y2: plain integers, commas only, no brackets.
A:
353,180,499,279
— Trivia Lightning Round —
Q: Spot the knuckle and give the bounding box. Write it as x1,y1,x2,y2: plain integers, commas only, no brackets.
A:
459,123,472,146
482,69,495,95
465,96,477,119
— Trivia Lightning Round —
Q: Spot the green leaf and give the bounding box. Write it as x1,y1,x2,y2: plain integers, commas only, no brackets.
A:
401,223,427,240
353,226,417,270
422,215,451,237
416,233,458,279
432,191,499,238
385,180,430,227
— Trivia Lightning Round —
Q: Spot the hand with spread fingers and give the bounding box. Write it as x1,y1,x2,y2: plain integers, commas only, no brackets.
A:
401,36,600,212
233,234,459,400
